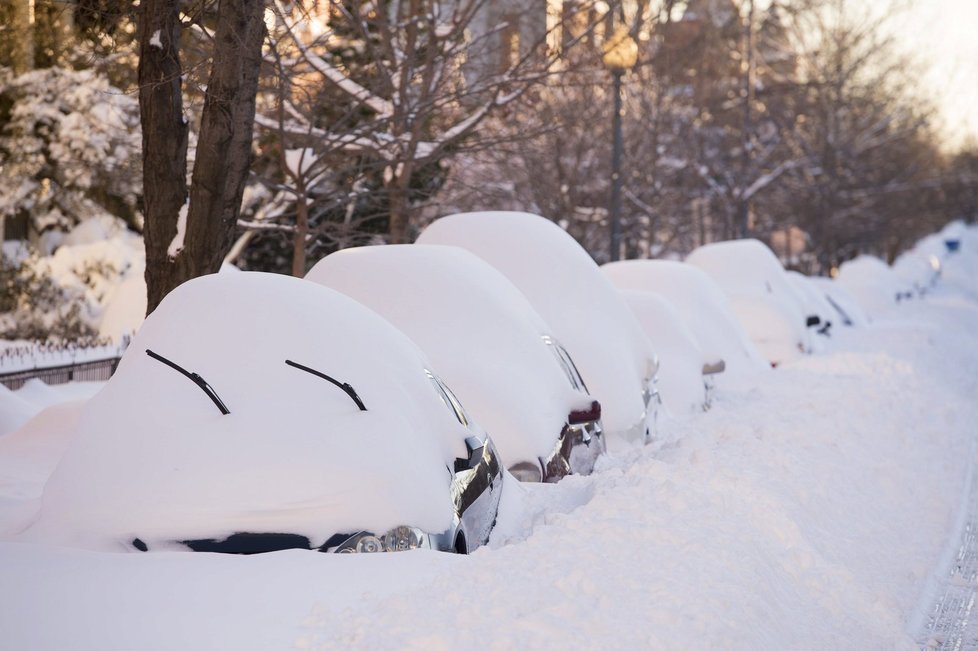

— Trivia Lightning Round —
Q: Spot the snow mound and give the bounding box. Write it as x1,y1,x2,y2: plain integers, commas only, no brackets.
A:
686,239,811,365
417,211,658,443
26,272,468,551
0,379,102,439
0,387,35,438
836,255,912,320
0,400,86,536
893,251,940,295
806,276,870,328
13,379,104,412
306,244,587,468
786,270,837,341
601,259,766,377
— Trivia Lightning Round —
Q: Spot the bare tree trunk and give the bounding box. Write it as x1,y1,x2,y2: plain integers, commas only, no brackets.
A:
3,0,35,73
138,0,188,314
387,174,412,244
183,0,266,286
140,0,266,315
292,189,308,276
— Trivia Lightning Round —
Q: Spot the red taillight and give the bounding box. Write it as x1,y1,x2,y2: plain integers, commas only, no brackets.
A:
568,400,601,425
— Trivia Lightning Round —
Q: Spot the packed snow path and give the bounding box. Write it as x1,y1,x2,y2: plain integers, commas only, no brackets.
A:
920,458,978,650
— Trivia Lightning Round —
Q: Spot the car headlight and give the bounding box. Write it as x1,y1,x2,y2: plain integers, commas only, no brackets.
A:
355,535,384,553
383,526,424,551
333,527,430,553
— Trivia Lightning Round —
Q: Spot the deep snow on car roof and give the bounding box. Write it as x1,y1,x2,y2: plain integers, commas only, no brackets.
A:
836,255,913,320
685,239,805,309
601,259,766,377
786,271,838,329
417,211,657,439
685,239,811,364
806,276,870,327
306,244,585,465
26,272,465,550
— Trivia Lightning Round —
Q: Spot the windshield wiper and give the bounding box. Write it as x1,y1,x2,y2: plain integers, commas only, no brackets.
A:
146,349,230,415
285,359,367,411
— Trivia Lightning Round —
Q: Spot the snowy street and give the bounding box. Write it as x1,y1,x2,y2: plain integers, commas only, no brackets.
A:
2,253,978,650
4,0,978,646
921,465,978,651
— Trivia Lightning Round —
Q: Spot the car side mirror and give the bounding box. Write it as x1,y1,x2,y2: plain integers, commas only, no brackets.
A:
454,436,485,473
806,315,821,327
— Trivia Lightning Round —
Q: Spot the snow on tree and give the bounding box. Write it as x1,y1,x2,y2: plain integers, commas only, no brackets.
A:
234,0,564,274
0,66,142,248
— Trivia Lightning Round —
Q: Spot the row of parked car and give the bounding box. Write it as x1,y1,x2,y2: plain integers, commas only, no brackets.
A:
24,212,969,556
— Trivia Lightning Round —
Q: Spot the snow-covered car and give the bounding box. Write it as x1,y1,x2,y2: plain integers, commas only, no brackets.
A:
806,276,870,328
417,212,659,446
25,272,503,555
306,244,605,482
836,255,914,320
893,250,941,296
786,271,836,336
685,239,814,366
616,290,719,414
600,259,767,377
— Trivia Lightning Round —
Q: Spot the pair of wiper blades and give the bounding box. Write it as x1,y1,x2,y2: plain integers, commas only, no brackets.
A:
145,349,367,415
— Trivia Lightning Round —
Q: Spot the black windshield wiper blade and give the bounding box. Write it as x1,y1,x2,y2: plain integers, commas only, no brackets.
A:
146,349,230,415
285,359,367,411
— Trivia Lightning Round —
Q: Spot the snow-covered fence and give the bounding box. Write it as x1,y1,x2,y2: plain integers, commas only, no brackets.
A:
0,339,129,390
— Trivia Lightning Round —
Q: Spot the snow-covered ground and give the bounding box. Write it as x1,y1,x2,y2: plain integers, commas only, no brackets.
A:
1,243,977,649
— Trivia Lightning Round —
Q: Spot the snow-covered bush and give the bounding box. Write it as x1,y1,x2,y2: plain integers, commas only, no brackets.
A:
0,216,144,344
0,251,98,344
0,66,142,243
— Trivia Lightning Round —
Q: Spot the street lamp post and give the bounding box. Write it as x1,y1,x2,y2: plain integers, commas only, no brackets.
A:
602,27,638,262
610,67,625,262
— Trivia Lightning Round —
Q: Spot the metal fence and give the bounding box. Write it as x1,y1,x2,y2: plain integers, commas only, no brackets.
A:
0,357,122,391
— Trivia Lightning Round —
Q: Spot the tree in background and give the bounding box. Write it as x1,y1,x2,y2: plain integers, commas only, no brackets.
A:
230,0,566,276
0,67,142,247
764,0,945,269
138,0,266,314
436,0,975,271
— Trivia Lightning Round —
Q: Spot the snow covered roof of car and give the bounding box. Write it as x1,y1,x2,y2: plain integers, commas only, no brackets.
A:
685,239,811,364
26,272,465,550
836,255,913,320
806,276,870,327
892,251,940,291
306,244,589,466
601,259,766,377
417,211,657,440
786,271,838,328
